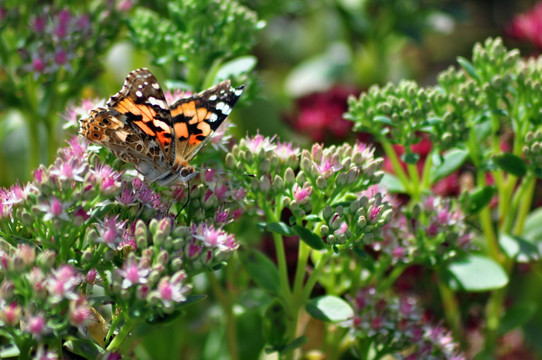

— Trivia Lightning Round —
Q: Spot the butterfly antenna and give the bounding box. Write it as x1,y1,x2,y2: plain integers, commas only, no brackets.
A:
176,179,191,219
197,167,255,179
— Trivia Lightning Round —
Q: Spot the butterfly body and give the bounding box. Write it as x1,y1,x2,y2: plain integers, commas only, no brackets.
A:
80,68,244,185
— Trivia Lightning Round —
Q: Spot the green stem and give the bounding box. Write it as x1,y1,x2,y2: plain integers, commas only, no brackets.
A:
260,195,290,299
420,150,433,190
302,251,332,301
106,316,137,352
208,272,239,360
512,174,535,235
380,140,411,194
293,240,311,298
436,274,462,340
406,163,420,201
476,171,501,262
484,287,506,353
376,263,405,292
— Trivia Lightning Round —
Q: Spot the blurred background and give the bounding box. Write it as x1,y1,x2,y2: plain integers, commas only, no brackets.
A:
1,0,541,187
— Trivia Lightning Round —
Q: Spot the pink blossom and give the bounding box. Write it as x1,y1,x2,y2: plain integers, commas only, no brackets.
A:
245,131,276,153
293,182,312,204
118,259,149,289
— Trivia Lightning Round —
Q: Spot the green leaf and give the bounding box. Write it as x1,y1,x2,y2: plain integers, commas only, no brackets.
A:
239,249,281,295
460,186,495,214
499,233,539,262
430,148,468,183
493,153,527,177
266,222,295,236
0,345,19,358
305,214,321,222
401,152,420,164
64,339,104,359
426,116,442,125
237,308,265,359
498,301,536,335
293,226,325,250
380,173,406,193
281,336,308,354
306,295,354,322
445,254,508,292
522,207,542,243
457,56,480,81
373,116,392,125
215,55,258,81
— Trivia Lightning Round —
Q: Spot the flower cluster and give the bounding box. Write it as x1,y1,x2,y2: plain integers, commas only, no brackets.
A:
11,4,123,80
381,196,473,264
176,169,246,227
226,133,391,250
0,132,239,357
348,287,465,360
523,129,542,177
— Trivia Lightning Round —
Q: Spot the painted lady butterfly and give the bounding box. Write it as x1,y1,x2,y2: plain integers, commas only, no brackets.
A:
80,68,244,185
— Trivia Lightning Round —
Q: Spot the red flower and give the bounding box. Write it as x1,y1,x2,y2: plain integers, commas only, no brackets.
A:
507,3,542,49
287,85,358,142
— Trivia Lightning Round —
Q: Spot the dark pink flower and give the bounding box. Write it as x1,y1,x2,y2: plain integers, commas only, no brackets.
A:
507,3,542,49
54,50,67,65
32,16,46,32
286,85,358,142
33,58,46,73
293,182,312,204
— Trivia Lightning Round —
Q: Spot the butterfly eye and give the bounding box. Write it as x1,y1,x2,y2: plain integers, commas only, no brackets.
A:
179,167,196,181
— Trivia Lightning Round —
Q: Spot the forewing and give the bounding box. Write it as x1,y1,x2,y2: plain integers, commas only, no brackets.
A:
169,80,245,164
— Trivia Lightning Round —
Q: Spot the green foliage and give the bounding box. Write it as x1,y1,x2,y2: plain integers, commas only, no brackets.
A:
127,0,264,88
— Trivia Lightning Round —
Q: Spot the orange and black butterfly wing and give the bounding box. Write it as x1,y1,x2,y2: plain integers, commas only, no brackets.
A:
169,80,245,165
80,68,175,179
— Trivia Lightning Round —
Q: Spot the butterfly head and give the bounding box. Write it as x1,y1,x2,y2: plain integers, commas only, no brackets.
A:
179,166,197,182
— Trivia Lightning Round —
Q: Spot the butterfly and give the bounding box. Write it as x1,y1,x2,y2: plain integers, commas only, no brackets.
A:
80,68,244,185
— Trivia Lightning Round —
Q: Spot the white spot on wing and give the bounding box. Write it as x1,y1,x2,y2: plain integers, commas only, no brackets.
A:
147,96,168,110
152,83,160,90
216,102,231,115
136,90,143,97
209,95,217,101
234,88,244,96
208,113,218,122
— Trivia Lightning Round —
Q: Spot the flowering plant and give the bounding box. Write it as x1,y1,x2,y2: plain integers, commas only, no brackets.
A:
0,2,126,182
347,37,542,357
2,2,541,356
